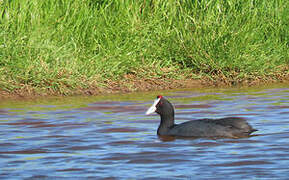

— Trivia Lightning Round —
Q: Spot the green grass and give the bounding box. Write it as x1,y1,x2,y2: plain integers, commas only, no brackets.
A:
0,0,288,94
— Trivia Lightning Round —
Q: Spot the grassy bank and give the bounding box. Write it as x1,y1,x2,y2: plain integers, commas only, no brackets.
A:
0,0,288,96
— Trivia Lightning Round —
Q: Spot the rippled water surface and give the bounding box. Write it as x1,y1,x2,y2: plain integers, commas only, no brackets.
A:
1,85,289,179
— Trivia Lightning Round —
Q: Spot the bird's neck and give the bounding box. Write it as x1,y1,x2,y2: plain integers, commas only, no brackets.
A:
157,113,175,135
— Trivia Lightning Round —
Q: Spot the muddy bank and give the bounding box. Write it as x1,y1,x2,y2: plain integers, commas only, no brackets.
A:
0,77,202,99
1,74,289,99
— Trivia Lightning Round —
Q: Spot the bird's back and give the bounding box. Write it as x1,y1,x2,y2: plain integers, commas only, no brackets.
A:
168,117,257,138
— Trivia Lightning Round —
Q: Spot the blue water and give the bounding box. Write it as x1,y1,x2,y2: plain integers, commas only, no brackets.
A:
0,85,289,179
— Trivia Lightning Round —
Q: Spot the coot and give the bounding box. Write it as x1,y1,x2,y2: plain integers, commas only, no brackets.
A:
146,95,257,138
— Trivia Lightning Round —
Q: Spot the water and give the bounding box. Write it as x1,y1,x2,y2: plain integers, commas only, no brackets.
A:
0,85,289,179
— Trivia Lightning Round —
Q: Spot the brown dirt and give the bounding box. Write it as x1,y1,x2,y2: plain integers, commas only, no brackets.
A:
0,76,205,99
1,73,289,100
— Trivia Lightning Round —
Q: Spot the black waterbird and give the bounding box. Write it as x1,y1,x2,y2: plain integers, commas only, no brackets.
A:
146,96,257,138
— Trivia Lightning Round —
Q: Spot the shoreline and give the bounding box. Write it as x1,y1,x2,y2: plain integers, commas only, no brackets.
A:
1,74,289,100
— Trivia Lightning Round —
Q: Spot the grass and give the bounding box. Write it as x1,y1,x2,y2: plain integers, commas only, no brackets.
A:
0,0,288,95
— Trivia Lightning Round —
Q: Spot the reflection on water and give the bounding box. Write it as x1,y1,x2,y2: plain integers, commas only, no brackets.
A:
0,85,289,179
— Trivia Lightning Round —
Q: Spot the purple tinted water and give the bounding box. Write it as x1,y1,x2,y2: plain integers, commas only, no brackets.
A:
0,86,289,179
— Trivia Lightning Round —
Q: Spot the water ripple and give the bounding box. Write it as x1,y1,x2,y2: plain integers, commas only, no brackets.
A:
0,86,289,179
